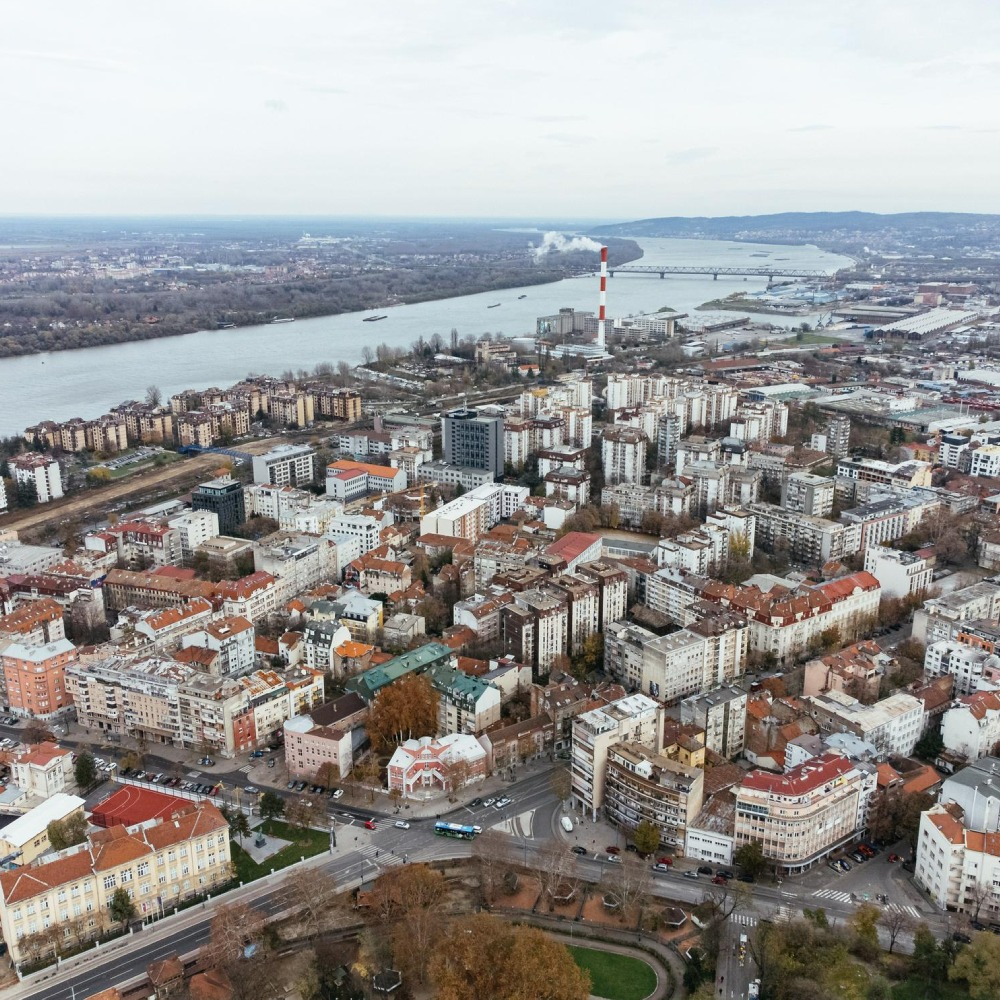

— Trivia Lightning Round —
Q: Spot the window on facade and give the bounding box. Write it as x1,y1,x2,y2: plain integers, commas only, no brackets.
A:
103,875,116,889
137,862,149,876
120,869,133,883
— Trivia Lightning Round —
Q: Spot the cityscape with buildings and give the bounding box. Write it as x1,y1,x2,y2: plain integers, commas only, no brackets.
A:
4,3,1000,1000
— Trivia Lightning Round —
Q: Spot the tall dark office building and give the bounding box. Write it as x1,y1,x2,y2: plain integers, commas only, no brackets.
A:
192,477,246,535
442,407,503,478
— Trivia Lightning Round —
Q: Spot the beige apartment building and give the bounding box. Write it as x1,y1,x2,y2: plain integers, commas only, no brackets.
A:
572,693,663,821
604,742,704,850
0,800,230,966
734,752,876,873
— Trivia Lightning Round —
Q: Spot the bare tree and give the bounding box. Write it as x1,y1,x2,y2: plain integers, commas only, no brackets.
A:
534,839,572,912
879,907,916,954
473,829,513,905
282,867,339,933
708,878,753,924
549,765,572,804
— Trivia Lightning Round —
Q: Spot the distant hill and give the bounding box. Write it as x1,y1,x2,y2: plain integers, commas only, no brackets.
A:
592,211,1000,239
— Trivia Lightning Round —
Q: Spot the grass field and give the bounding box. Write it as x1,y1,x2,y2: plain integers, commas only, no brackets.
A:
230,820,330,883
567,945,658,1000
892,979,969,1000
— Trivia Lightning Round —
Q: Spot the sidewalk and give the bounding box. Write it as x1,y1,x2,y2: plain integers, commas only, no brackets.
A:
246,749,559,820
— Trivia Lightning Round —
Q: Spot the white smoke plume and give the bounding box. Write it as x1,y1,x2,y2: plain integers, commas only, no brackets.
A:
533,232,603,259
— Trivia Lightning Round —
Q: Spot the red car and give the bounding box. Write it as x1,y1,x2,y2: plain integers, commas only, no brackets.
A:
605,846,620,855
657,856,674,866
887,853,901,863
712,875,728,885
365,819,377,830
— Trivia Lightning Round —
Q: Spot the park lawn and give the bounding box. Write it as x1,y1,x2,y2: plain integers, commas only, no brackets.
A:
230,820,330,883
567,945,658,1000
824,960,871,1000
892,979,969,1000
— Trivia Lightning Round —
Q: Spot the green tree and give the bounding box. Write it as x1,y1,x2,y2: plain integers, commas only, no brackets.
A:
74,751,98,788
15,479,38,508
570,632,604,678
733,840,767,879
47,812,89,851
633,819,661,855
913,922,946,982
950,931,1000,999
109,886,136,929
229,810,251,846
851,903,880,960
259,791,285,823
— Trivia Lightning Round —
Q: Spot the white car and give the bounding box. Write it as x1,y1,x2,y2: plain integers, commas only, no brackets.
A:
331,789,344,799
394,820,410,830
482,798,496,808
605,854,622,864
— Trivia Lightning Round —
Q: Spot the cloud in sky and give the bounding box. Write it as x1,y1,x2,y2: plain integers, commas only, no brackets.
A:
2,0,1000,216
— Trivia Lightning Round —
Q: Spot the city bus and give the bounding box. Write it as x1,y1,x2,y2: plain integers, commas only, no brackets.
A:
434,821,477,840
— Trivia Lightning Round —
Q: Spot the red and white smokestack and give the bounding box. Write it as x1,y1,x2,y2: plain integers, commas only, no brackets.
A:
597,246,608,349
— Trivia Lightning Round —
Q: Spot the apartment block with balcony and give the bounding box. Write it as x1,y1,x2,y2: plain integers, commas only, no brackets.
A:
863,545,934,600
571,693,663,821
680,685,748,758
734,752,876,874
604,741,704,849
1,640,77,720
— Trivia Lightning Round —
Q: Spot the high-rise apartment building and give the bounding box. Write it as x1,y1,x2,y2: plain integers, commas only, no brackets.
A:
9,453,63,504
252,443,316,486
192,477,246,535
442,407,503,478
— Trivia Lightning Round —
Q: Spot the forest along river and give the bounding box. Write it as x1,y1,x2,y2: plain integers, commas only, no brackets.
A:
0,236,852,436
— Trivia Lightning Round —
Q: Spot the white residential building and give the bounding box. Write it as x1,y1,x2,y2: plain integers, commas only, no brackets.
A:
863,545,934,600
571,693,663,821
805,690,924,757
601,426,647,486
915,804,1000,920
252,443,316,487
9,453,63,504
925,641,1000,697
941,690,1000,763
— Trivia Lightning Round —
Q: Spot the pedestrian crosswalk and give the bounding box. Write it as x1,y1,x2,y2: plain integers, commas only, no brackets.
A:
359,843,403,869
811,889,920,918
238,764,253,774
732,913,757,927
812,888,855,904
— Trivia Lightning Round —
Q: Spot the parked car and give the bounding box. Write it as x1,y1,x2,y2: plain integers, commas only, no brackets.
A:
331,789,344,799
737,874,755,883
717,870,734,880
829,861,843,874
394,821,410,830
571,846,587,855
902,859,916,872
657,856,673,866
605,854,622,864
482,798,496,808
683,870,700,879
838,860,852,872
697,865,713,876
953,931,972,944
850,852,866,863
625,843,638,852
606,846,620,855
887,853,901,863
712,875,728,885
244,786,258,794
249,750,264,759
494,797,511,809
654,863,672,873
470,797,483,807
286,780,297,790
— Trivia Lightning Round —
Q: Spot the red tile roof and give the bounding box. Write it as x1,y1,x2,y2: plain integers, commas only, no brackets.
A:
739,752,854,797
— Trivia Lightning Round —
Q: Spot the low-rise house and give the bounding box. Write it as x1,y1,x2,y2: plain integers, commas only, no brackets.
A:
386,734,488,798
283,692,368,781
10,742,74,799
941,690,1000,763
0,793,86,865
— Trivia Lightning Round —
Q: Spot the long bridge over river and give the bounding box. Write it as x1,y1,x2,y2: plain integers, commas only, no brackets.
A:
608,264,842,281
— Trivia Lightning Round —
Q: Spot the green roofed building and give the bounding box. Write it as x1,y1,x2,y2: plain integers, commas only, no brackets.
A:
346,642,453,703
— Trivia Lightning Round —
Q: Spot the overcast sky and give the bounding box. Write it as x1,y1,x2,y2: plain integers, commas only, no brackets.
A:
3,1,999,219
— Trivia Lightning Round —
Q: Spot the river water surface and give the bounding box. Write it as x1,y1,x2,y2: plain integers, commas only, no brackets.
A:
0,236,851,437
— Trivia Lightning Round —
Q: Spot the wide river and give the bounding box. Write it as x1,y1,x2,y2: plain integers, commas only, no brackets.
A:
0,236,851,437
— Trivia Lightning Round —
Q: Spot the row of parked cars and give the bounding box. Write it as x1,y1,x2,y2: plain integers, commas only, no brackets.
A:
122,768,221,797
285,779,344,799
829,841,882,874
